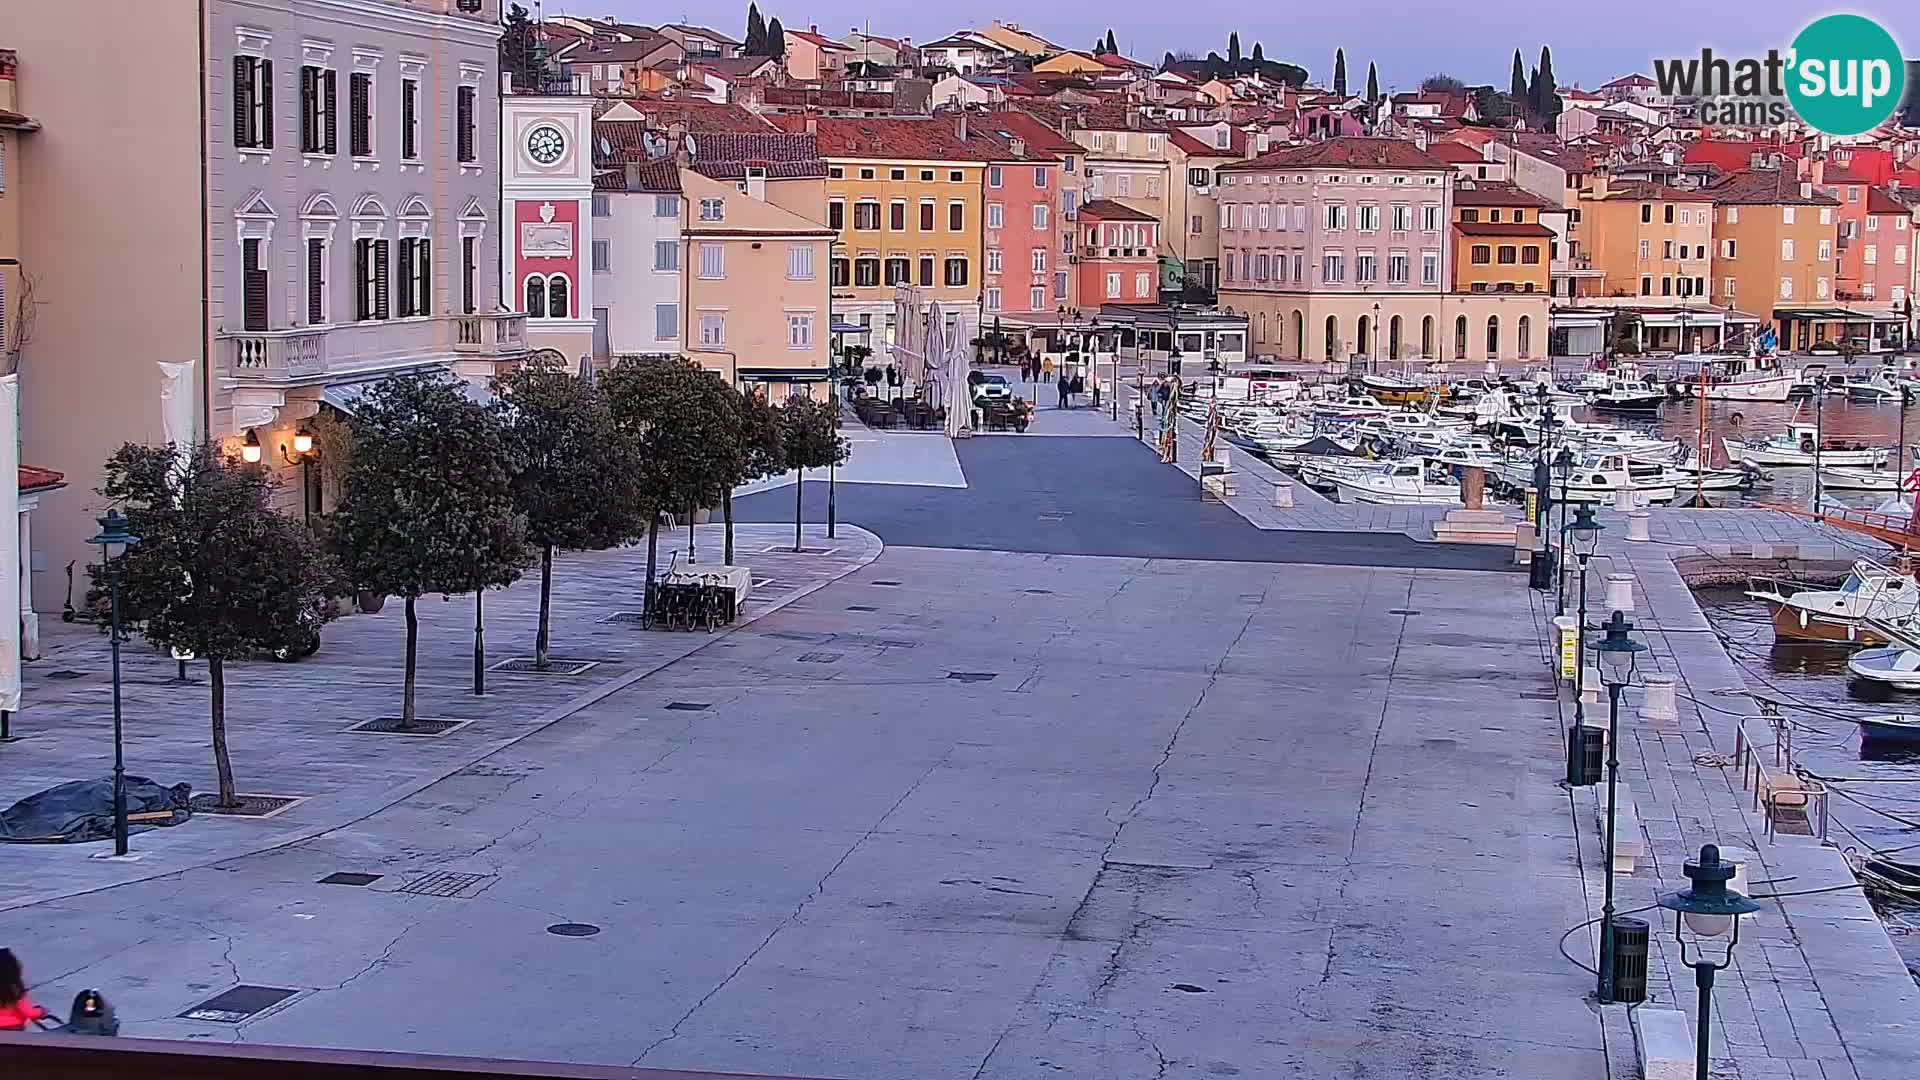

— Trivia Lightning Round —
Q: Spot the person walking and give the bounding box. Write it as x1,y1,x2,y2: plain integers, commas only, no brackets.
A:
1057,372,1070,410
0,949,50,1031
1090,374,1102,411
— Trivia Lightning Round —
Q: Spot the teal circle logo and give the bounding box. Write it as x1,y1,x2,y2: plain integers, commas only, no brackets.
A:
1786,14,1905,136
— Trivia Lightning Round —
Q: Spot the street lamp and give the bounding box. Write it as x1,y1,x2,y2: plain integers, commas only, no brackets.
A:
1552,446,1576,616
1658,845,1762,1079
1590,610,1648,1004
239,428,262,464
281,426,319,528
88,510,140,857
1568,503,1602,762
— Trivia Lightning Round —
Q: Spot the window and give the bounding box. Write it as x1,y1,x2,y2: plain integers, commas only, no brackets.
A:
829,166,844,179
1640,276,1652,296
1053,272,1068,300
1035,167,1048,188
1322,251,1345,282
306,237,328,324
885,255,910,285
949,202,964,231
1035,205,1049,230
859,168,875,180
1782,206,1796,225
1421,204,1441,231
1220,204,1234,230
1192,214,1203,235
1392,204,1411,232
1106,272,1121,298
1325,204,1347,230
524,274,545,319
1454,315,1467,356
1189,167,1211,187
591,239,611,272
356,238,389,320
241,238,269,331
1868,215,1881,232
1849,187,1860,203
699,198,725,222
1421,250,1439,285
397,236,430,317
1663,240,1674,259
1295,205,1308,231
1865,244,1878,265
460,234,475,314
1898,245,1909,265
988,165,1002,188
919,201,935,231
699,242,724,279
1782,238,1795,260
831,257,849,287
1030,286,1045,309
1640,240,1651,260
1356,251,1377,283
1725,206,1739,224
827,200,846,230
1723,276,1736,296
944,257,968,286
921,169,934,181
233,55,274,150
788,245,815,280
890,168,905,181
349,71,372,156
401,78,419,159
646,195,675,219
1471,245,1491,265
654,241,678,271
986,202,1003,229
456,85,475,163
949,170,964,183
1660,276,1672,296
787,312,813,349
984,287,1001,312
1258,204,1270,230
984,249,1002,274
1863,283,1876,299
299,65,337,154
1663,204,1674,224
1818,276,1830,299
1722,239,1737,258
1521,246,1540,265
1779,276,1792,299
890,200,907,230
699,312,725,346
655,303,678,340
1358,204,1379,231
854,201,880,230
1640,204,1652,224
1030,248,1046,273
1388,252,1408,284
1460,209,1480,223
918,256,934,286
1253,253,1269,281
1135,271,1150,295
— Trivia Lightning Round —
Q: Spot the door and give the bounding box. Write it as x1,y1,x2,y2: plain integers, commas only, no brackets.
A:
592,307,611,358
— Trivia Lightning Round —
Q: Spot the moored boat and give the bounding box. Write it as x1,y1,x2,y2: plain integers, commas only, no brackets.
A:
1723,425,1889,468
1331,459,1465,506
1854,713,1920,744
1847,645,1920,689
1748,560,1920,646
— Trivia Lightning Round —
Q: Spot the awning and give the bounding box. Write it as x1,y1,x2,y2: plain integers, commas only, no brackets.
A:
321,368,492,415
829,320,871,334
737,367,835,382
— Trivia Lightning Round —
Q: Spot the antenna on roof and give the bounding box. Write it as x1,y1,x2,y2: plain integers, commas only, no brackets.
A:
684,133,699,160
598,135,612,158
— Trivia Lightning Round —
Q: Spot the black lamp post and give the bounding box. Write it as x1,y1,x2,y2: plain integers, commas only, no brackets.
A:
1658,845,1762,1079
281,426,318,528
1591,610,1648,1003
1569,503,1602,735
1553,446,1577,616
88,510,139,857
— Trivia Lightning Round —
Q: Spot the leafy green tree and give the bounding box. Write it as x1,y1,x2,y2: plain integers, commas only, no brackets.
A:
1421,73,1466,94
1228,33,1241,66
1332,48,1347,96
779,396,848,553
727,389,788,565
744,3,766,55
499,3,543,90
100,443,338,807
491,361,646,670
766,17,786,61
329,372,528,728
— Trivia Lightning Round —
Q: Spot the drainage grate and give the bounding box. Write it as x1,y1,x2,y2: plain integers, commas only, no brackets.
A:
797,651,843,663
947,671,997,683
489,657,601,676
767,630,828,643
846,605,878,612
601,611,648,625
45,670,87,681
1519,690,1559,701
319,872,383,887
876,640,917,649
1023,588,1053,595
397,870,494,898
870,580,903,587
665,702,710,712
1387,609,1423,616
346,717,471,737
547,922,602,937
180,985,300,1024
192,794,305,818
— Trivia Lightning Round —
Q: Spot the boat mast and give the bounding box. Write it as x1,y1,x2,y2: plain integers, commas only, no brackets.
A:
1696,357,1709,506
1814,388,1825,511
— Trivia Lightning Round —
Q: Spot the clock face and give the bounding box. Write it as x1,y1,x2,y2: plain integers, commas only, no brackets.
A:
527,125,566,165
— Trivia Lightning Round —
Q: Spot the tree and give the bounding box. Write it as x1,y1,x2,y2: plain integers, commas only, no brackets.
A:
1228,33,1241,66
744,3,766,55
1421,73,1467,94
1251,42,1264,64
729,389,787,565
779,397,848,553
1104,29,1118,55
1509,50,1528,112
100,443,337,807
1332,48,1347,96
499,3,543,91
1161,51,1176,72
491,361,646,671
1366,61,1380,103
1534,46,1562,132
329,372,528,729
765,17,786,61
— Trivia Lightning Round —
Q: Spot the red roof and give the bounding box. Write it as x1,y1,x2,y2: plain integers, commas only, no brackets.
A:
1454,221,1558,238
979,110,1083,157
1593,179,1711,202
785,28,853,52
1425,142,1485,164
1867,187,1911,216
19,466,65,492
768,116,1003,161
1452,182,1554,209
1079,199,1157,222
761,85,896,110
598,98,777,133
1707,168,1840,206
1220,136,1451,172
1683,138,1804,174
1166,127,1246,157
1092,52,1151,71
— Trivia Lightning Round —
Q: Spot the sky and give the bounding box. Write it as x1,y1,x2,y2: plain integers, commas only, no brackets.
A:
542,1,1920,90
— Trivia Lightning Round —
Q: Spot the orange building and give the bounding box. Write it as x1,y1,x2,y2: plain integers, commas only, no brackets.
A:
1075,199,1159,305
1573,177,1714,301
1451,183,1553,295
1706,168,1848,350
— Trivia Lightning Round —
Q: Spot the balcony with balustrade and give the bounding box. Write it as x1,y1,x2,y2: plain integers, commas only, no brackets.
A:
223,314,527,388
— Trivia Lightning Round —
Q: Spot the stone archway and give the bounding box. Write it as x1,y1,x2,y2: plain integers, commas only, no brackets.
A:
1389,315,1404,361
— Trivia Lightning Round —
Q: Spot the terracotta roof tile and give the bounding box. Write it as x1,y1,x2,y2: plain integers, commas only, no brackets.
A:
1707,169,1841,206
761,85,897,110
689,132,828,179
979,109,1082,156
1078,198,1156,222
1454,221,1558,238
595,161,681,193
767,115,1003,161
1595,179,1712,202
1452,182,1554,209
1218,136,1451,172
1425,142,1485,164
1867,187,1910,215
19,466,65,492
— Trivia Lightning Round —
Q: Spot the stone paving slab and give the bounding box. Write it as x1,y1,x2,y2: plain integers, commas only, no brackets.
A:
0,523,881,912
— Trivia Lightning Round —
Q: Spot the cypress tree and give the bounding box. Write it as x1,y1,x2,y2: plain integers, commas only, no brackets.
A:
1228,33,1241,66
1333,48,1347,96
766,16,786,60
744,4,765,55
1251,42,1264,64
1162,51,1176,72
1105,29,1118,55
1366,61,1379,102
1509,49,1528,108
1535,46,1561,130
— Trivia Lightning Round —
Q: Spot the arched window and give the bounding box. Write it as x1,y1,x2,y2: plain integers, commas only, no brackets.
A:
1356,314,1371,358
1389,315,1404,361
547,273,571,319
1324,314,1339,363
1486,315,1500,358
1421,315,1435,359
1291,311,1304,360
524,275,547,319
1454,315,1468,358
1518,315,1532,359
1256,312,1267,344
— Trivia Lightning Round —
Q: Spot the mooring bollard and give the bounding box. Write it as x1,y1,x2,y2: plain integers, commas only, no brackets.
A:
1273,481,1294,508
1639,673,1678,728
1626,512,1651,543
1607,573,1635,614
1613,487,1636,513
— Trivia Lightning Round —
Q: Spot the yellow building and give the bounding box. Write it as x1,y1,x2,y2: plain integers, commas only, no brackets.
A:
1573,177,1713,300
1706,168,1843,350
776,116,995,363
0,50,33,358
679,169,836,400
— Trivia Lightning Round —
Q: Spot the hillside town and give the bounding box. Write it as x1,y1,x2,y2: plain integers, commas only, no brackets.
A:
7,5,1920,1080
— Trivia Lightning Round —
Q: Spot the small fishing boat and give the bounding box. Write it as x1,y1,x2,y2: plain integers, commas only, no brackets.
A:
1846,376,1904,404
1503,451,1678,505
1331,459,1465,506
1749,560,1920,646
1854,713,1920,744
1358,374,1446,406
1846,645,1920,689
1652,449,1755,491
1723,425,1889,468
1817,465,1917,492
1672,354,1796,402
1313,394,1393,420
1589,381,1667,416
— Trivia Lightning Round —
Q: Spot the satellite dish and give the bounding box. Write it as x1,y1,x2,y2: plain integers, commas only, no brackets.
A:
683,133,698,160
598,135,612,158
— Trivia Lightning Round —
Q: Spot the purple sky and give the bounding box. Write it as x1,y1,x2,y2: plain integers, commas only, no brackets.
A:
543,1,1917,89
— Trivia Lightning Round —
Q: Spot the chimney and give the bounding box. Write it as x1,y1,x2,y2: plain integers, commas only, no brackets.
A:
1800,181,1813,199
625,161,644,191
809,24,818,34
1010,136,1026,158
806,115,818,136
955,111,968,140
1591,173,1610,199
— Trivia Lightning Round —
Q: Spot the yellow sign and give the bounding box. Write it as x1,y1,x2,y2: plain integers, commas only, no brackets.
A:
1558,620,1578,680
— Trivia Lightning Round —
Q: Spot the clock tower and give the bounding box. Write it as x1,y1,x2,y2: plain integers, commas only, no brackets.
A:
501,92,596,364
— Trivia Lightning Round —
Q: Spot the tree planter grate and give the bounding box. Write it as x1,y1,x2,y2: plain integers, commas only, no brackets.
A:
319,872,383,887
489,657,600,676
845,605,878,612
601,612,649,625
44,670,88,681
397,870,494,897
181,985,300,1024
191,794,305,818
797,652,843,664
346,717,472,737
870,580,903,587
665,702,711,711
947,672,997,683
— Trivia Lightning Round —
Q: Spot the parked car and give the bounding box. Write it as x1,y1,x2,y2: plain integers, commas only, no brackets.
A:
971,373,1015,403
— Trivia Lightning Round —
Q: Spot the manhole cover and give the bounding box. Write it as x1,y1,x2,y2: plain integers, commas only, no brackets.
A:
489,658,601,676
601,611,648,625
1387,609,1423,616
665,702,710,711
846,605,878,612
797,651,843,663
870,580,903,587
947,671,997,683
397,870,493,897
347,717,471,737
319,872,383,887
181,985,299,1023
45,670,87,681
547,922,602,937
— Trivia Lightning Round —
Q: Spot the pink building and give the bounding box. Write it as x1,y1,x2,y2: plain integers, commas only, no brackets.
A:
1075,200,1159,305
1829,164,1911,308
979,111,1083,318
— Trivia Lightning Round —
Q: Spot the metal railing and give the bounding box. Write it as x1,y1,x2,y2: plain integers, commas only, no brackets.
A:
1731,700,1830,842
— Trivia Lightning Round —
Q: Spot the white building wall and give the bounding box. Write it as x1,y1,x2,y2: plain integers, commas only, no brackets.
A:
600,190,683,354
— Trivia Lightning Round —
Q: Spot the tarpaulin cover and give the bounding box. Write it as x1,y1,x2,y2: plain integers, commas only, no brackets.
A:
0,777,193,843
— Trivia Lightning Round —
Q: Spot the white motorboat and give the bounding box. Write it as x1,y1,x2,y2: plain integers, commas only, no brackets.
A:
1354,412,1470,442
1723,424,1889,467
1567,426,1680,457
1313,394,1393,420
1588,380,1667,416
1518,451,1678,505
1750,560,1920,646
1818,465,1916,492
1848,646,1920,689
1671,354,1796,402
1332,459,1465,506
1846,376,1904,404
1651,449,1755,491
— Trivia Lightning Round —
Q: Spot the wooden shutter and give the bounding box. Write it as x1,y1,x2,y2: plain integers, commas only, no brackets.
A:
322,70,337,154
242,239,268,331
456,87,474,162
350,73,369,156
299,67,316,152
258,60,273,148
396,240,413,317
418,238,431,316
402,80,416,159
353,240,368,320
232,56,252,146
373,240,390,319
462,236,475,314
307,238,324,323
